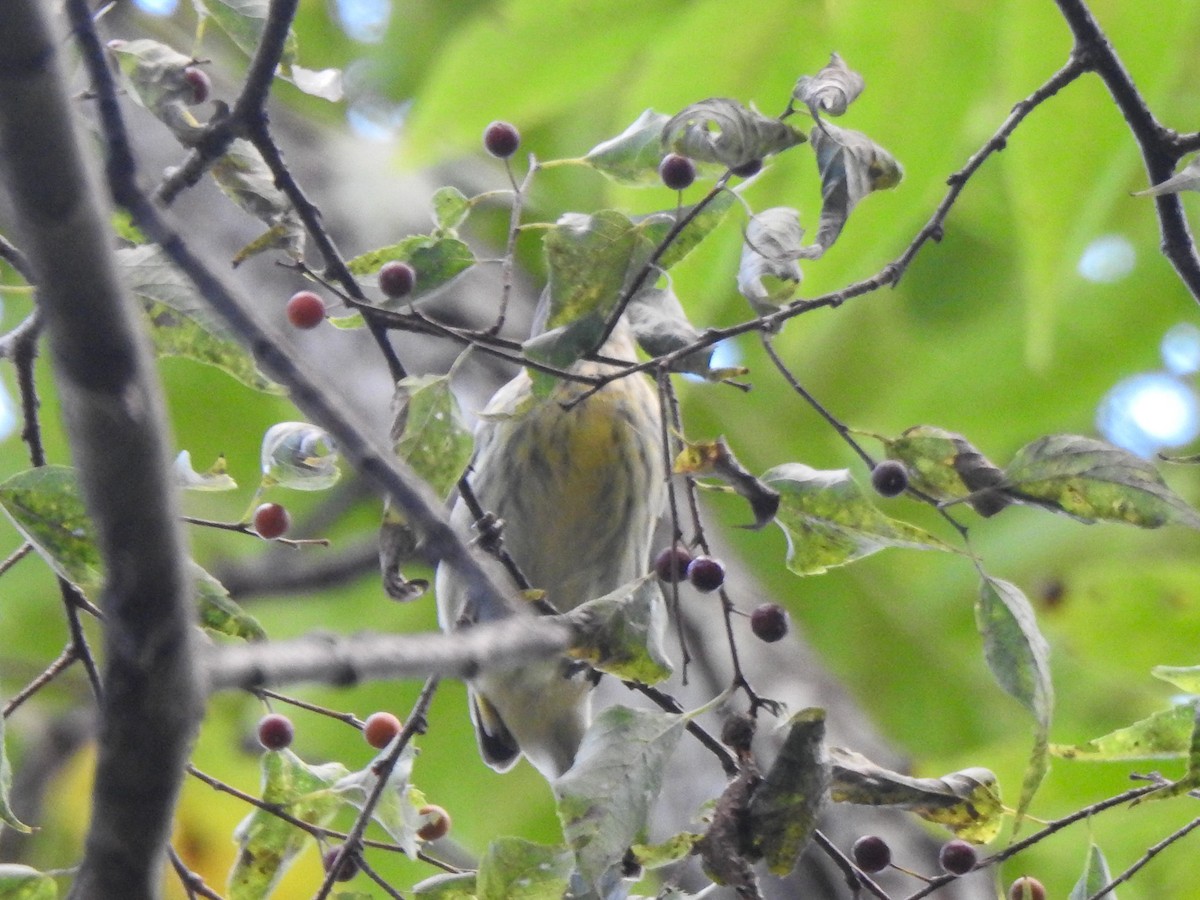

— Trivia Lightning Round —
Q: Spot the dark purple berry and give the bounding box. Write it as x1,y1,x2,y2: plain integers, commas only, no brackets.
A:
938,839,977,875
687,555,726,592
253,503,291,539
1008,877,1046,900
654,545,693,583
720,713,755,754
182,66,211,105
750,603,789,643
257,713,294,750
871,459,909,498
658,153,696,191
323,846,359,882
851,835,891,874
378,260,416,299
483,121,520,159
286,291,325,329
730,159,762,178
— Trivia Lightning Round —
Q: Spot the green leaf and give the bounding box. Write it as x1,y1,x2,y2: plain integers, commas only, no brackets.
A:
410,872,478,897
477,838,573,900
563,574,673,684
331,742,420,856
390,375,474,500
629,832,703,870
116,245,281,393
748,708,829,875
883,425,1009,516
210,141,305,263
625,286,715,377
762,463,952,575
805,123,902,257
173,450,238,491
347,235,475,302
1051,701,1198,761
195,0,298,67
106,39,198,127
737,207,804,315
554,705,685,896
830,747,1003,844
977,576,1053,824
523,211,648,370
1068,843,1116,900
663,98,806,169
0,466,103,596
228,749,349,900
583,109,673,186
634,190,736,271
1153,664,1200,693
260,422,341,490
431,186,472,233
0,719,32,835
0,865,56,900
192,561,266,641
792,53,865,119
1001,435,1200,528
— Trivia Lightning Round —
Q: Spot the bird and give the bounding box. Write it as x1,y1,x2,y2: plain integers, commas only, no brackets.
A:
435,317,665,780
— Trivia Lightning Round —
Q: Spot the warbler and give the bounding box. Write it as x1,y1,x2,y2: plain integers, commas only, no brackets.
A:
435,318,665,780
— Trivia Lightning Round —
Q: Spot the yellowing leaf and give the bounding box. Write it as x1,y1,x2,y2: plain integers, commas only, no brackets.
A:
563,574,673,684
347,235,475,301
748,708,829,875
830,747,1004,844
1001,434,1200,528
884,425,1009,516
476,837,573,900
0,865,56,899
192,561,266,641
1052,701,1198,761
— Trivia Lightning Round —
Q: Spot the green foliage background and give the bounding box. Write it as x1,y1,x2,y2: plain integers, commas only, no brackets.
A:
3,1,1200,898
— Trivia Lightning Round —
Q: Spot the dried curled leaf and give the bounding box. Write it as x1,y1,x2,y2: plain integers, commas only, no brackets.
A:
803,123,902,258
174,451,238,491
674,436,779,528
792,53,865,120
697,766,761,893
1001,434,1200,528
830,747,1003,844
737,207,805,315
884,425,1010,516
663,98,806,169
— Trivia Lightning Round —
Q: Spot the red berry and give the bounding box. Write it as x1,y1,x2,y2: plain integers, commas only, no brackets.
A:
687,556,725,593
730,159,762,178
938,839,977,876
871,460,909,498
654,545,693,583
659,153,696,191
483,121,520,159
322,846,359,882
851,835,891,874
378,260,416,299
253,502,291,540
286,290,325,329
182,66,211,105
750,603,789,643
416,804,451,841
1008,877,1046,900
363,711,403,749
257,713,294,750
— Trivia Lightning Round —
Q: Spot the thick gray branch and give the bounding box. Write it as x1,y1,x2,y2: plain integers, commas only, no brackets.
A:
0,5,202,900
204,619,569,693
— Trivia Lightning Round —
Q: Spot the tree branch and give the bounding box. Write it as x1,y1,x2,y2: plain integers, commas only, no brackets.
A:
0,6,202,900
